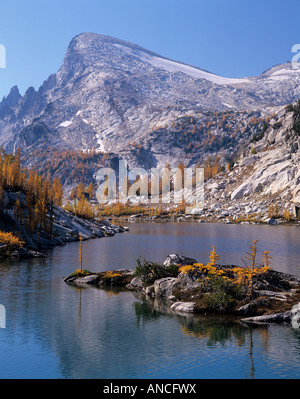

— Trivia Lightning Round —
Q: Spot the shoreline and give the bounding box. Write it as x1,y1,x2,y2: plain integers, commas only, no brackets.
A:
0,206,127,259
104,213,300,226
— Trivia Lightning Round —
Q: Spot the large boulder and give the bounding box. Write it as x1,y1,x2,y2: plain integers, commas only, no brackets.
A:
238,298,269,316
241,312,292,324
10,247,46,258
174,271,203,291
171,302,196,314
241,301,300,327
163,254,197,267
126,277,143,290
206,182,220,191
145,285,155,296
154,277,178,298
64,274,100,286
291,303,300,329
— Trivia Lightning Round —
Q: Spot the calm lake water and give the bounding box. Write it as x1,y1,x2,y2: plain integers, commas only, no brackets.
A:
1,222,300,379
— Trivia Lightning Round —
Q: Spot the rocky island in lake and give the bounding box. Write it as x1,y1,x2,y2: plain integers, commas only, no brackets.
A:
64,249,300,329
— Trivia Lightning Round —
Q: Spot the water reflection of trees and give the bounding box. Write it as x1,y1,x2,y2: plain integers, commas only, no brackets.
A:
132,296,276,378
180,316,246,347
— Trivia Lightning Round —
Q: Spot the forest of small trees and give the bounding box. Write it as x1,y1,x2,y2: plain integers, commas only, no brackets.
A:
62,180,96,219
0,147,63,235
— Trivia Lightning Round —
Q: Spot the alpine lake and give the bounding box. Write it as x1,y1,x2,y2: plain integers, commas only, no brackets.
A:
1,222,300,379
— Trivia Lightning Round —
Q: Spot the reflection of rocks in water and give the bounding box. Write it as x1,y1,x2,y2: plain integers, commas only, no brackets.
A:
131,290,175,314
133,301,162,326
152,297,175,315
176,313,282,348
132,294,282,349
132,294,237,346
67,283,129,296
133,295,175,326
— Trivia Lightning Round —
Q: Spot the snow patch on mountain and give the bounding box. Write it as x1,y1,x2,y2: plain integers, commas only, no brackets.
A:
59,121,73,128
114,43,250,86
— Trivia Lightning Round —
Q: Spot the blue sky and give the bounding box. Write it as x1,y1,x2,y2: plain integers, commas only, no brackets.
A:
0,0,299,99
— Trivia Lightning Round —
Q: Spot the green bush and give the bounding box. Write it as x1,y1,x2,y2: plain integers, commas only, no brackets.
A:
205,276,243,314
134,258,179,286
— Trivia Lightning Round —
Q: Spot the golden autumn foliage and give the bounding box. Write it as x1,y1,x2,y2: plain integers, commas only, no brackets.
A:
104,271,122,278
209,245,221,265
64,198,95,220
178,262,271,287
0,147,64,236
179,262,226,279
177,243,271,292
71,269,91,277
203,156,221,181
97,203,149,217
0,231,25,248
283,208,292,222
268,204,279,218
262,251,272,268
230,265,271,286
0,147,63,208
178,264,198,274
245,240,258,270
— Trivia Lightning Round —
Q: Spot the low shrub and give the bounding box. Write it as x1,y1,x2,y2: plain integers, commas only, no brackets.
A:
71,269,92,277
134,258,179,286
203,275,243,314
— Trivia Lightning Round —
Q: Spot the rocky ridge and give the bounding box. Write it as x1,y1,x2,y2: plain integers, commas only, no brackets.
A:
1,33,300,188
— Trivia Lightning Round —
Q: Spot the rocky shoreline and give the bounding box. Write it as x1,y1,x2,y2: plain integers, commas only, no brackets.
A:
64,254,300,329
104,205,300,226
0,200,127,259
114,214,299,226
